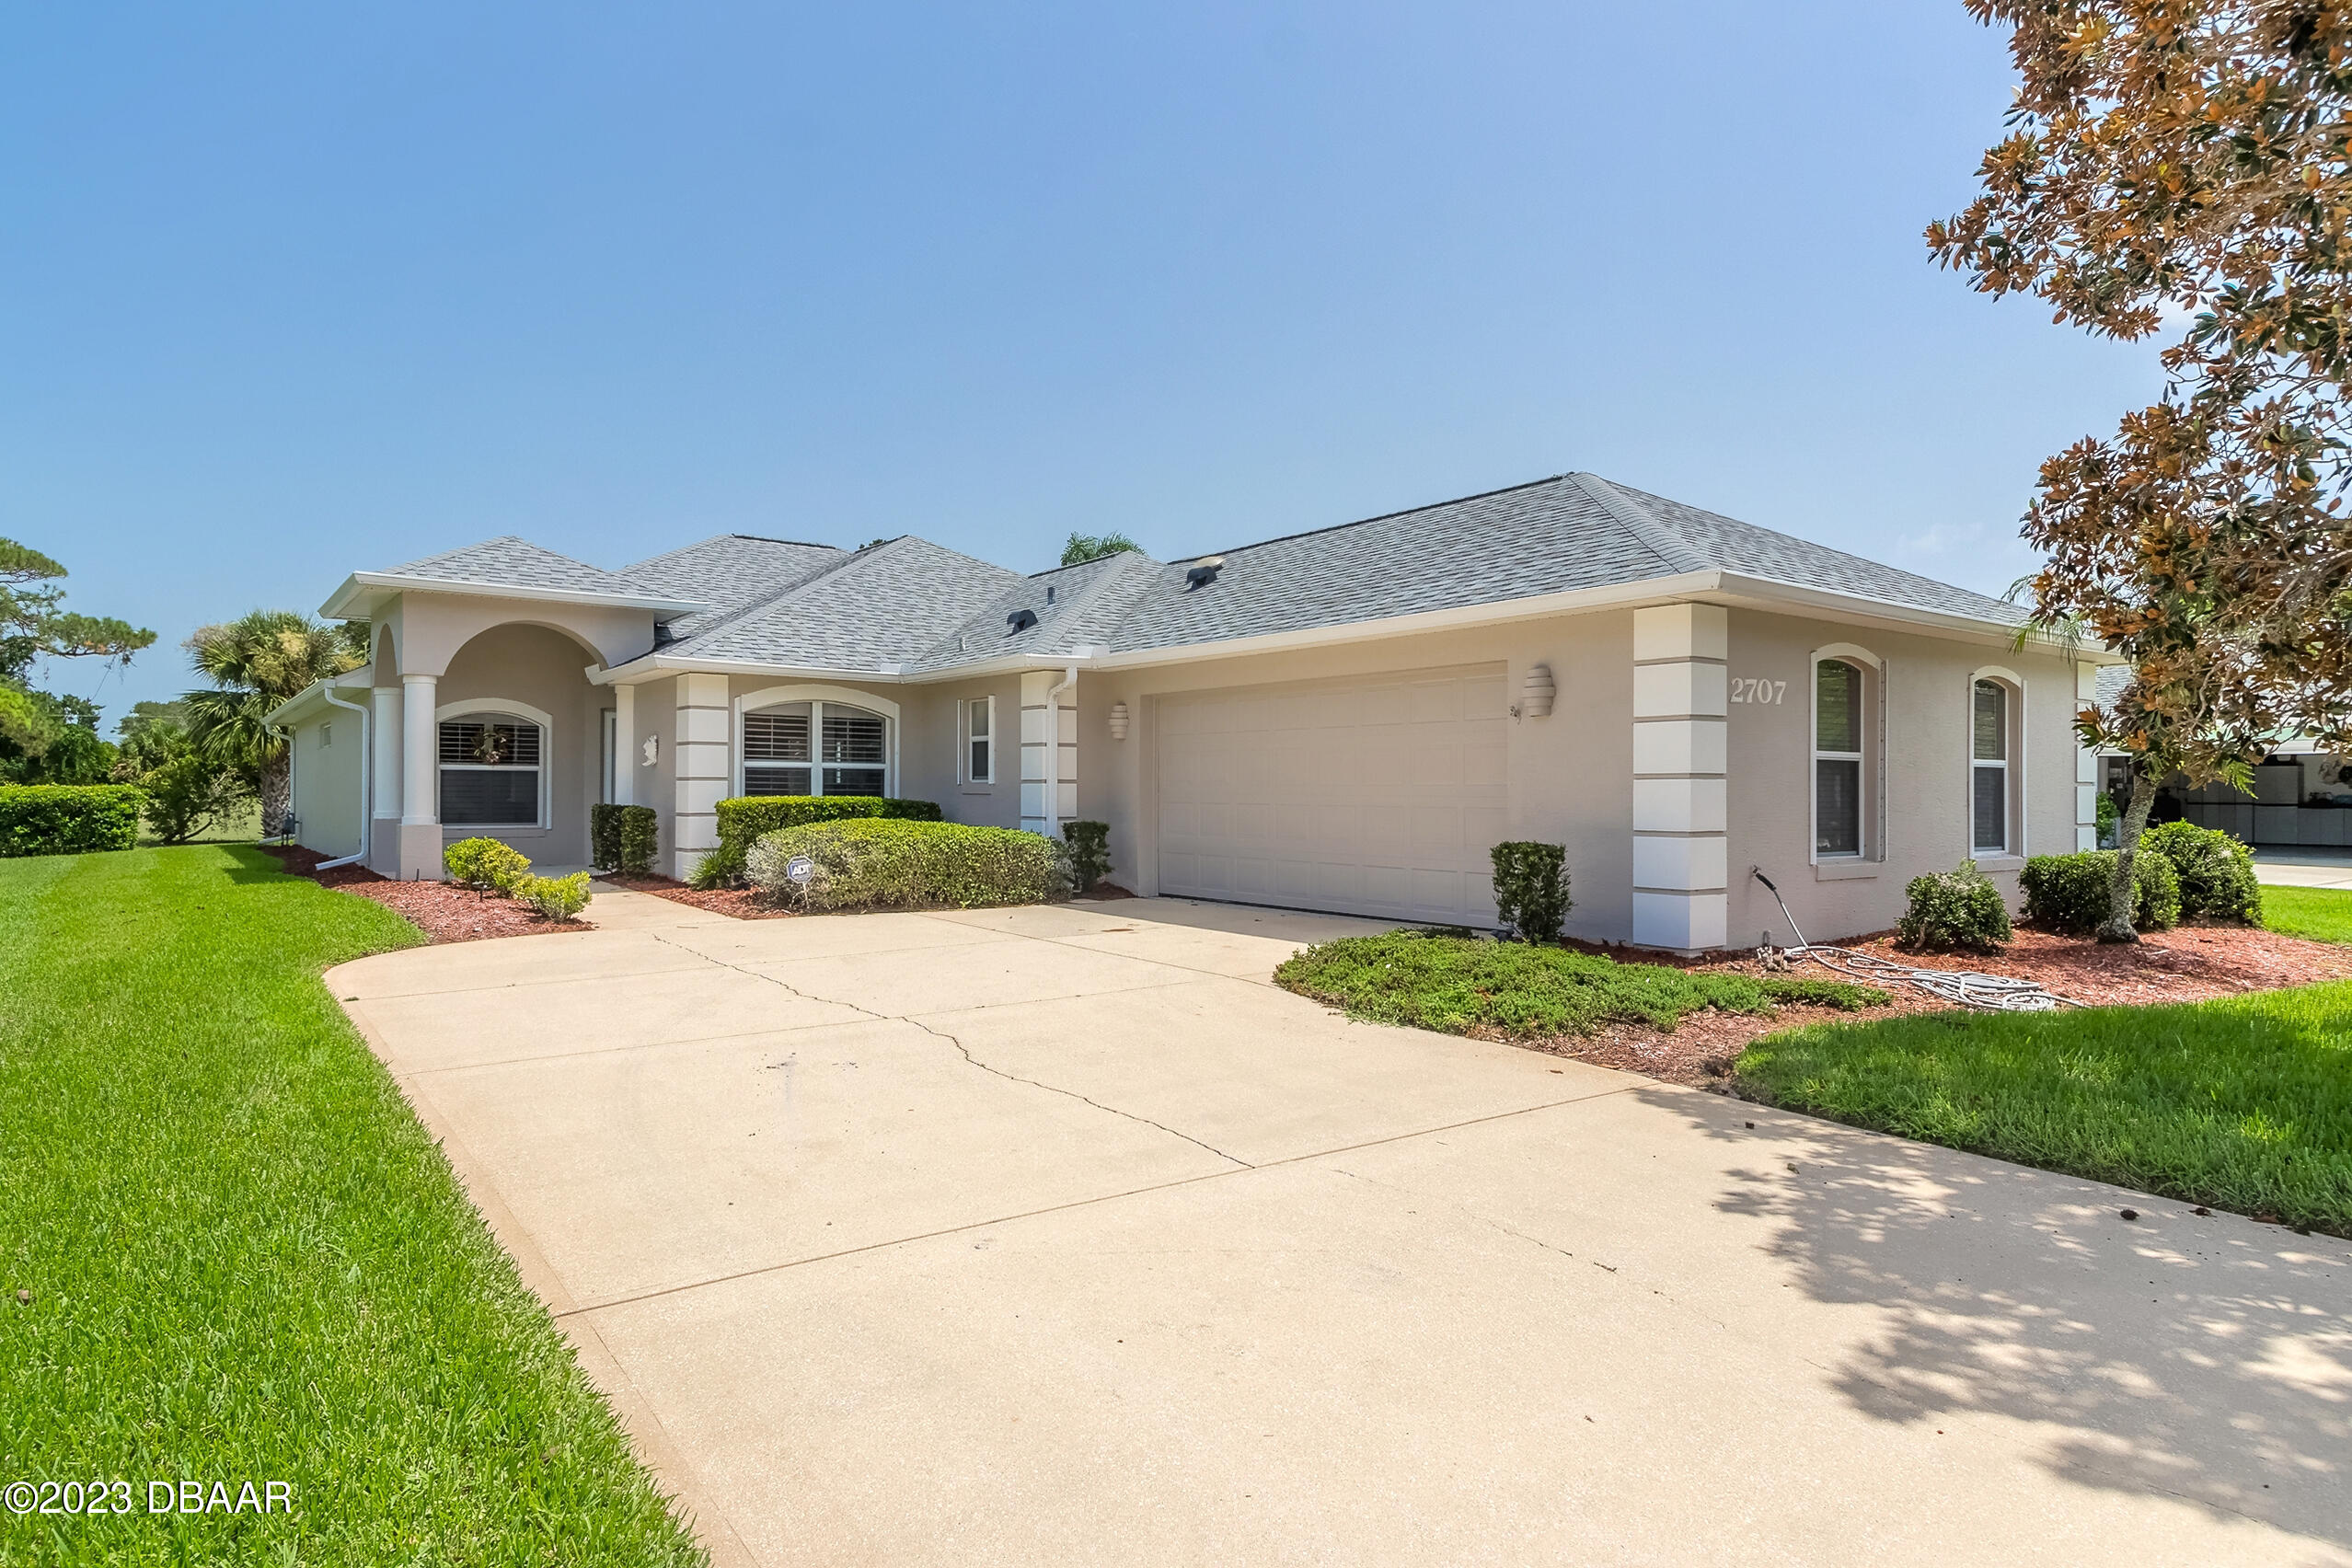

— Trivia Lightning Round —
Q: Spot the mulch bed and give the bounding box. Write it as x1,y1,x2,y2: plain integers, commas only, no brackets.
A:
1522,921,2352,1090
599,873,795,921
261,845,580,945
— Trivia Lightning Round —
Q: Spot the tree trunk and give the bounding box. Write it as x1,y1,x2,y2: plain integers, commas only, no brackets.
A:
260,753,293,840
2098,767,2158,943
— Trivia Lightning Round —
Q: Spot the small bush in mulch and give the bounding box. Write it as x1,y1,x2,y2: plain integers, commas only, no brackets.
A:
2021,848,2181,936
2141,821,2264,924
1274,930,1886,1039
1896,859,2012,952
261,847,579,944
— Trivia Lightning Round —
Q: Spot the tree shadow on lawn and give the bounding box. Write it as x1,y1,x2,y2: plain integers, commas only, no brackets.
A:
1631,1082,2352,1550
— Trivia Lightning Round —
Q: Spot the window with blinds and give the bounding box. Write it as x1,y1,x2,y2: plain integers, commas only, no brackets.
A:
438,715,542,826
822,709,886,796
743,709,812,797
1814,660,1864,858
1972,679,2011,854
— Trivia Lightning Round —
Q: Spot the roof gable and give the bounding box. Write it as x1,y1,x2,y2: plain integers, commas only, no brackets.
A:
376,536,651,598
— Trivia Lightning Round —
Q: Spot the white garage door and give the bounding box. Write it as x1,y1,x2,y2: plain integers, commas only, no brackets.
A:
1156,667,1509,925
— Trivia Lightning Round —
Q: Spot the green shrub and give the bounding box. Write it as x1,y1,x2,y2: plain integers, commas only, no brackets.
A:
2021,847,2181,936
443,836,531,894
1274,930,1885,1038
138,753,248,846
2141,820,2263,924
513,870,593,920
0,784,145,857
590,803,659,875
1490,841,1571,942
2095,789,2120,848
1062,819,1111,893
745,818,1062,911
1896,859,2012,951
692,794,944,888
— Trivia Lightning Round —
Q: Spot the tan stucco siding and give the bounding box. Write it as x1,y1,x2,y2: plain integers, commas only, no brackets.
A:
1721,607,2082,946
289,710,363,859
1078,612,1638,943
435,623,607,867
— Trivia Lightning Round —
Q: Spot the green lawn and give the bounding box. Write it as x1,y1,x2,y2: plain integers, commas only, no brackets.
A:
2265,882,2352,944
1735,982,2352,1237
0,847,703,1565
1274,931,1886,1038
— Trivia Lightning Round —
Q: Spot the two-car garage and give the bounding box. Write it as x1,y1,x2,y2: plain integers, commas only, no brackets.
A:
1153,666,1509,928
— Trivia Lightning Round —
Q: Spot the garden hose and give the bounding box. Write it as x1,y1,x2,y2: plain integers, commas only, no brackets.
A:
1748,869,2079,1013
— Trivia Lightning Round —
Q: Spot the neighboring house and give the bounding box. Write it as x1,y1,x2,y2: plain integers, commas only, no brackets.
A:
2091,665,2352,847
266,471,2113,951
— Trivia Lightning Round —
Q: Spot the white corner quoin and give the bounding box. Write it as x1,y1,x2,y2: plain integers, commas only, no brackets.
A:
1631,604,1729,953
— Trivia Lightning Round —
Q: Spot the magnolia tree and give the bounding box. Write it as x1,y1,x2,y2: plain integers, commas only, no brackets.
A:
1931,0,2352,939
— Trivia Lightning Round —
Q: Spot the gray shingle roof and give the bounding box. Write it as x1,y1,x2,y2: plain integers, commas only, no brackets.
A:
666,536,1026,670
623,535,848,640
363,472,2036,674
376,536,654,598
1606,480,2027,626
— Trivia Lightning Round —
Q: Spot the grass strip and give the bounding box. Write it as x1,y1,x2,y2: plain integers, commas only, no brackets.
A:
2265,883,2352,945
0,846,705,1564
1734,981,2352,1237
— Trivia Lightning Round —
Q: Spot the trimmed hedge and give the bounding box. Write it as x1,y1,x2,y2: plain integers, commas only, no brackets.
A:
0,784,145,857
590,803,659,876
2022,847,2182,937
2141,820,2264,924
1491,841,1571,942
1062,820,1111,893
693,794,943,888
1896,859,2012,951
745,818,1063,911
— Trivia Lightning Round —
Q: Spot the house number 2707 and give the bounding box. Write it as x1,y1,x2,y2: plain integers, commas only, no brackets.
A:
1729,678,1786,705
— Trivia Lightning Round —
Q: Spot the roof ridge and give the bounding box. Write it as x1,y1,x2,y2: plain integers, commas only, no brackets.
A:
653,537,893,651
1565,474,1713,576
1184,473,1578,562
1032,547,1160,653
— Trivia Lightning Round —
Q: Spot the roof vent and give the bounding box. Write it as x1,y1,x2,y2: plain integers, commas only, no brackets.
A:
1007,608,1039,633
1185,556,1226,591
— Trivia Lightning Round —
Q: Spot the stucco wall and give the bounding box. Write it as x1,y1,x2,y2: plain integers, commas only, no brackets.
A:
289,708,363,859
1078,612,1638,944
435,623,605,867
1721,607,2081,946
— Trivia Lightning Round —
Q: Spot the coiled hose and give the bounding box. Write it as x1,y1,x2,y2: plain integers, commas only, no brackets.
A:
1750,869,2079,1013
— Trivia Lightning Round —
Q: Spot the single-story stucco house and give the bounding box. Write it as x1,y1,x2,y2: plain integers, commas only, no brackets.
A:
267,471,2113,952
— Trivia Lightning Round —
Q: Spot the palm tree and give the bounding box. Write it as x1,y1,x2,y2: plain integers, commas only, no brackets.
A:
183,611,368,836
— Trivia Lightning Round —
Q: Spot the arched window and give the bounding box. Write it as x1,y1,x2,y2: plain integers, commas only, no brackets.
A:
438,709,545,826
740,697,892,798
1814,658,1867,858
1972,675,2019,855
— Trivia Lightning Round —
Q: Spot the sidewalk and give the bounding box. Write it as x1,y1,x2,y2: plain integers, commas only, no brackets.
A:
2254,848,2352,889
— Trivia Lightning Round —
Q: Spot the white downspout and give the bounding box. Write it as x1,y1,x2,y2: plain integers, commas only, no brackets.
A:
316,686,371,870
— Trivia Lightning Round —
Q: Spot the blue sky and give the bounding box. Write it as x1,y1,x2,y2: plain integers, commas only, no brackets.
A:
4,3,2166,725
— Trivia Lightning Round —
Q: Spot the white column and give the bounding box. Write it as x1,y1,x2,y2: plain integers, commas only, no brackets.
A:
371,686,403,822
1631,605,1729,953
674,674,730,880
612,684,635,807
2074,663,2102,850
1019,671,1076,835
400,674,438,826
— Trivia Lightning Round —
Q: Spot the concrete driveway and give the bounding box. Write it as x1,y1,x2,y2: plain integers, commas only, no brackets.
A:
330,893,2352,1567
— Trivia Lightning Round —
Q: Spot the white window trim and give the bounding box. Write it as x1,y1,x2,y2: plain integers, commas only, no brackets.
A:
433,697,554,831
1809,647,1881,864
732,684,899,799
964,695,996,784
1969,667,2026,860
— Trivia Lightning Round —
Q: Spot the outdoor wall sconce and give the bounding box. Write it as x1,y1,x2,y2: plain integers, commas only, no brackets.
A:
1108,700,1130,740
1519,663,1556,719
